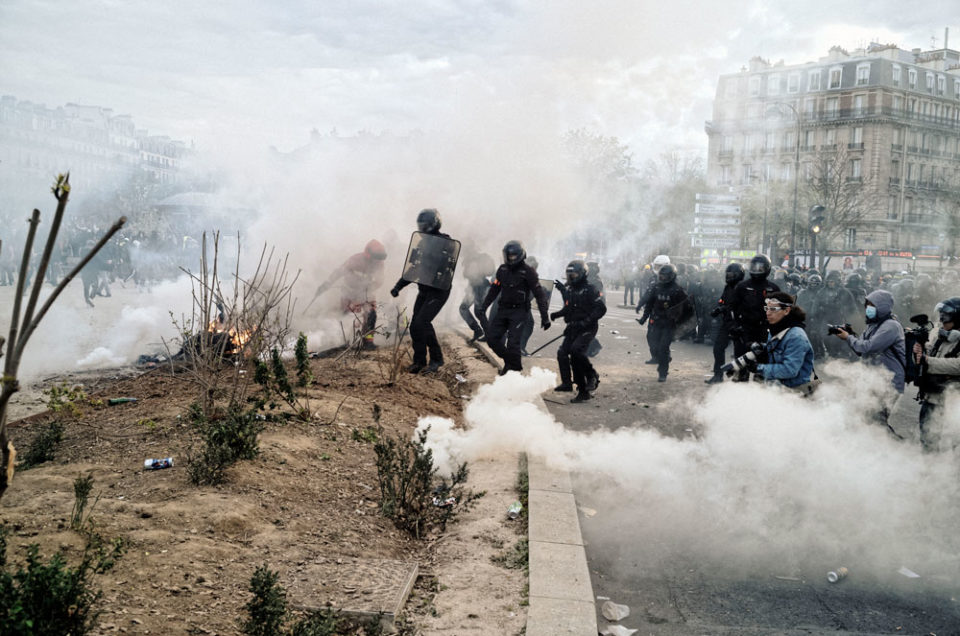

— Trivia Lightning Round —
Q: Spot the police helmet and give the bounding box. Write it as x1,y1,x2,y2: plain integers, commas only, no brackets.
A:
935,297,960,324
502,240,526,265
416,208,441,233
807,274,823,289
565,260,587,285
653,254,670,270
364,239,387,261
658,263,677,284
845,273,863,289
725,262,745,285
748,255,771,280
786,272,802,287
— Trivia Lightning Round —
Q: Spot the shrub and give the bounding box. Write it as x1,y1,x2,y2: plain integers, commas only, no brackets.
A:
187,403,264,486
19,420,65,469
241,565,287,636
374,426,484,539
0,526,123,636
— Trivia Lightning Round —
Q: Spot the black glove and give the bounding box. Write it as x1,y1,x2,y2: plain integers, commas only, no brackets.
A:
637,315,648,326
541,319,551,330
748,341,768,364
729,325,744,339
390,285,400,298
549,311,562,321
709,306,722,318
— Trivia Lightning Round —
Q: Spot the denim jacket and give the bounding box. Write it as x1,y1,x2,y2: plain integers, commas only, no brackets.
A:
757,325,815,388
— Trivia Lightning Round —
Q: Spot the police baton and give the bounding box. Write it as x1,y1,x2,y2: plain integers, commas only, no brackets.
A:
526,333,565,356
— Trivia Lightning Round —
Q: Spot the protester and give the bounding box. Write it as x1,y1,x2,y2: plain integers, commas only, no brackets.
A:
912,297,960,451
753,292,816,392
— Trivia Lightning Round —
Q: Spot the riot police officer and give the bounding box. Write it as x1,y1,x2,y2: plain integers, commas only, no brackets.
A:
728,255,780,380
390,209,454,373
481,240,551,374
705,262,745,384
551,260,607,402
637,264,692,382
459,251,494,342
913,297,960,451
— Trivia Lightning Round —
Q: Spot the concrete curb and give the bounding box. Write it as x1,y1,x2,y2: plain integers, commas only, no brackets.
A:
464,333,596,635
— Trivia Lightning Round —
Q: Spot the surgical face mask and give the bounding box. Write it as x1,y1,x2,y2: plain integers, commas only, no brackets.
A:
865,306,877,320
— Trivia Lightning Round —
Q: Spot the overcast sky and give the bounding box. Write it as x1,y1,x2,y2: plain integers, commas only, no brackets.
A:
1,1,957,161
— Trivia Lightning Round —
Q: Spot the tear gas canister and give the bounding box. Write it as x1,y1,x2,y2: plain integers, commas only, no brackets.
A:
827,567,848,583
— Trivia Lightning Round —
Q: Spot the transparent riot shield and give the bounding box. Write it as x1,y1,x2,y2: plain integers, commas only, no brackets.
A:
401,232,461,291
539,278,555,305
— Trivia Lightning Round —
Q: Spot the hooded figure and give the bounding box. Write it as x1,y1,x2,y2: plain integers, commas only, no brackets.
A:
842,289,906,393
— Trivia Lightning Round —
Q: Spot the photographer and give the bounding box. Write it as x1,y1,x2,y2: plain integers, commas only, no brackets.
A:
832,290,906,393
913,297,960,451
754,292,816,391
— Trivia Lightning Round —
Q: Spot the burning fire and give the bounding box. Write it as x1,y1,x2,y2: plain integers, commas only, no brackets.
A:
207,320,255,354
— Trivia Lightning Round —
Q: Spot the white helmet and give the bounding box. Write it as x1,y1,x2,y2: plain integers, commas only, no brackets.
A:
652,254,670,271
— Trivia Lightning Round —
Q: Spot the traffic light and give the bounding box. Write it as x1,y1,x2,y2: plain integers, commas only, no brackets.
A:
809,205,826,234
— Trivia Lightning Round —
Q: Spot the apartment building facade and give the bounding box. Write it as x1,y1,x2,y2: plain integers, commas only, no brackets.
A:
706,42,960,260
0,95,188,213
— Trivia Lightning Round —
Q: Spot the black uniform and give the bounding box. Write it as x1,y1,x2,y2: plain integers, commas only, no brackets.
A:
459,254,494,341
552,280,606,392
482,262,550,372
391,230,453,370
711,281,739,376
639,281,691,379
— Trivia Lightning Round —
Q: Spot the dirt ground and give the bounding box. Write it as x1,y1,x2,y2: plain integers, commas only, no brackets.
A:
1,334,527,635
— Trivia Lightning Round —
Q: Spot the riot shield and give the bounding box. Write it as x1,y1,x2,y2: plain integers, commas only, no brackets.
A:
539,279,555,305
401,232,461,291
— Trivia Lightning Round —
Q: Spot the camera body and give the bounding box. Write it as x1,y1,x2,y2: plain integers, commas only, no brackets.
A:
720,342,766,376
905,313,932,387
827,323,854,336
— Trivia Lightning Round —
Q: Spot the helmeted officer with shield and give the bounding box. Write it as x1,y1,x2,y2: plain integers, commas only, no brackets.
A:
390,209,460,373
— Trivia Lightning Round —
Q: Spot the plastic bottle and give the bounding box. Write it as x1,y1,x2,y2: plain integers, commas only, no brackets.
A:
144,457,173,470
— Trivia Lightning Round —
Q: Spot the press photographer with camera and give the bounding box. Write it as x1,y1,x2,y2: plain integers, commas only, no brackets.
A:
831,290,906,393
722,292,816,393
912,297,960,451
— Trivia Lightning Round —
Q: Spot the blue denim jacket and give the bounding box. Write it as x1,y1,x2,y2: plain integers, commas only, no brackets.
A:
757,326,815,388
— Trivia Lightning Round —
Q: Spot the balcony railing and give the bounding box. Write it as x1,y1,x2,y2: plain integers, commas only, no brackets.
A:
718,149,734,158
891,144,903,151
800,144,816,152
846,176,863,183
889,177,900,185
821,143,837,151
847,142,864,150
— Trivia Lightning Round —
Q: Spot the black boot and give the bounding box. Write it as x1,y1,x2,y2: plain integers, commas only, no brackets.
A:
554,383,574,392
586,373,599,392
407,363,424,374
570,391,592,403
645,358,658,365
705,374,723,385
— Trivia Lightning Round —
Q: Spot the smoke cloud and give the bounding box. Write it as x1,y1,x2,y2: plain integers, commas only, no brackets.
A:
422,365,960,583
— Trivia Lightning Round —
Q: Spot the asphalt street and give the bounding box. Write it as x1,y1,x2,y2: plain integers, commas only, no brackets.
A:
523,299,960,636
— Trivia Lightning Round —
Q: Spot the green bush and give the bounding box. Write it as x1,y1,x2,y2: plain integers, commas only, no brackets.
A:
374,426,484,539
187,403,264,486
0,526,123,635
241,565,287,636
19,420,65,469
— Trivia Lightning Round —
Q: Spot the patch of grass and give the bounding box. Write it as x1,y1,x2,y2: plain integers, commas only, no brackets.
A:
19,420,65,469
492,538,529,571
45,382,100,416
516,454,529,518
352,426,378,444
71,473,99,532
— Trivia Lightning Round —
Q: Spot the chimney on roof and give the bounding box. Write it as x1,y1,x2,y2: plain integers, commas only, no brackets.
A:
946,27,949,50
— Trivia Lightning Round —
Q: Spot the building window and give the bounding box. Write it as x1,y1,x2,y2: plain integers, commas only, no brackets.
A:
850,158,862,179
743,135,754,153
845,227,857,249
762,163,772,181
888,196,899,220
768,74,781,95
781,162,792,181
892,95,903,111
856,64,870,86
804,97,816,115
826,96,839,117
853,94,865,114
783,130,796,150
803,162,813,179
749,76,761,96
955,81,960,99
764,131,775,150
808,70,821,91
851,126,863,144
742,164,753,184
787,73,800,93
926,72,935,93
829,67,843,89
938,75,946,95
825,128,837,146
804,130,815,148
892,64,901,86
720,165,731,185
908,68,917,89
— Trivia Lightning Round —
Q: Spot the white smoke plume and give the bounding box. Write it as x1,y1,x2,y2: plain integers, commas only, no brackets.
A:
421,366,960,582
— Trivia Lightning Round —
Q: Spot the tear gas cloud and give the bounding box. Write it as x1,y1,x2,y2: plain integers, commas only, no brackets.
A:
422,364,960,582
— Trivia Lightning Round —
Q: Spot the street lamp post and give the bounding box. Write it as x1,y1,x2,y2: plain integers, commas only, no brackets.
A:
767,102,802,268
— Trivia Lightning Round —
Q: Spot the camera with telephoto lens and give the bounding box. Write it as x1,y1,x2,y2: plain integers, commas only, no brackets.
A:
827,323,855,336
904,313,933,387
720,342,766,376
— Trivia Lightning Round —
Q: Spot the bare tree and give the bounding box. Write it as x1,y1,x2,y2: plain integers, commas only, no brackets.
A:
800,147,879,266
0,175,125,501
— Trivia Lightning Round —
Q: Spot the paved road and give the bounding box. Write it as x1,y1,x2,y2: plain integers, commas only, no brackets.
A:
524,302,960,636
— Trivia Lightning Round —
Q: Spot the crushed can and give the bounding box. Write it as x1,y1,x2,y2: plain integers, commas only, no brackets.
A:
827,566,848,583
507,501,523,519
144,457,173,470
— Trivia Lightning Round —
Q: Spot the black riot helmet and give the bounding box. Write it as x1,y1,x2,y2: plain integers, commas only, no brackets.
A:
748,255,772,281
807,274,823,289
825,270,842,287
725,262,745,285
502,240,526,266
935,297,960,325
416,208,441,233
845,272,863,289
658,263,677,284
565,259,587,286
